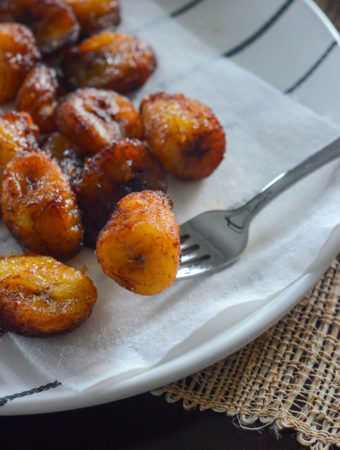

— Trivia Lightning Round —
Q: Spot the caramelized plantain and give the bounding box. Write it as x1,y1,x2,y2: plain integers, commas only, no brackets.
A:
42,132,84,187
0,23,40,103
0,112,39,169
140,92,226,180
97,191,180,295
76,139,168,246
62,31,156,93
56,88,142,155
0,111,39,207
0,0,80,55
2,150,83,260
65,0,120,35
16,64,60,133
0,255,97,337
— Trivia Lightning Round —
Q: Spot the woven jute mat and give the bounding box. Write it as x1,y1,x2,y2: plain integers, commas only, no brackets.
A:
154,259,340,449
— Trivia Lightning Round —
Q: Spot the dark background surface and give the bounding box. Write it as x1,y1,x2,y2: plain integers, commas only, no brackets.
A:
0,393,310,450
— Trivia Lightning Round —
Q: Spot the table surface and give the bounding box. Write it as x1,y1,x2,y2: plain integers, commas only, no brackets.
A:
0,392,311,450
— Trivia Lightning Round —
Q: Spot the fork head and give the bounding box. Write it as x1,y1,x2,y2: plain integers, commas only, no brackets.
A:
177,210,250,279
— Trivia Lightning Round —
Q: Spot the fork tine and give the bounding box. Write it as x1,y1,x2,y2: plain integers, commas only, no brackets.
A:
177,254,214,278
179,222,198,249
177,208,251,278
180,234,197,252
181,251,200,264
180,241,211,264
177,264,207,278
178,216,230,277
181,252,211,265
181,244,199,256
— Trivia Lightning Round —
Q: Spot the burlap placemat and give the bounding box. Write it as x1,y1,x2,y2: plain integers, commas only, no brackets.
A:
154,259,340,449
154,3,340,449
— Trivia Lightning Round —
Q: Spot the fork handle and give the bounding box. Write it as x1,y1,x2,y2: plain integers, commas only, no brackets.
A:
233,136,340,225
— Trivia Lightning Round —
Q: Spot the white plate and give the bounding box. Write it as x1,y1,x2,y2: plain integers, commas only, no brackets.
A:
0,0,339,415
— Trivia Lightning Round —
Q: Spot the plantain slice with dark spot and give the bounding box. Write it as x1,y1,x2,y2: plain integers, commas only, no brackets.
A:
97,190,180,296
62,31,156,94
2,149,83,261
140,92,226,181
0,0,80,55
75,139,168,246
0,255,97,337
42,132,85,187
0,23,40,103
0,111,39,209
16,63,61,133
65,0,121,35
56,88,142,155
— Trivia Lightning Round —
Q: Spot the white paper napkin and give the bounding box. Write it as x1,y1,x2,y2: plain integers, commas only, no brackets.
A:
1,0,340,391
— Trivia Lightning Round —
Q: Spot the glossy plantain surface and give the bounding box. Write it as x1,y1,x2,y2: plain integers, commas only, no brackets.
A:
63,31,156,93
2,150,83,260
76,139,168,246
16,63,60,133
0,23,40,103
96,190,180,295
0,112,39,207
0,255,97,337
0,0,80,54
42,132,84,187
65,0,120,35
140,92,226,180
56,88,142,155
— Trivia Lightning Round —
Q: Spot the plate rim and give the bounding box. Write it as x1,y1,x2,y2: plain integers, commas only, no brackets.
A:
1,0,340,415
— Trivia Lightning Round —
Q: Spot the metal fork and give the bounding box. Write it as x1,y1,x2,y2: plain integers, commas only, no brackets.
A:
177,136,340,279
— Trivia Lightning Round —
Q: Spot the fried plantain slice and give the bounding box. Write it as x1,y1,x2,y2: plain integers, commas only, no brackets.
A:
0,255,97,337
62,31,156,93
0,23,40,103
2,150,83,260
65,0,120,35
0,111,39,208
140,92,226,180
76,139,168,247
56,88,142,155
42,132,84,187
0,111,39,169
96,190,180,296
16,64,61,133
1,0,80,55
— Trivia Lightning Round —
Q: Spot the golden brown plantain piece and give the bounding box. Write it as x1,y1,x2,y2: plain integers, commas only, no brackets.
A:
0,111,39,207
0,23,40,103
140,92,226,181
42,132,84,187
0,112,39,169
0,0,80,55
64,0,120,35
2,150,83,260
56,88,142,155
62,31,156,93
75,139,168,247
0,255,97,337
16,64,61,133
96,190,180,296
